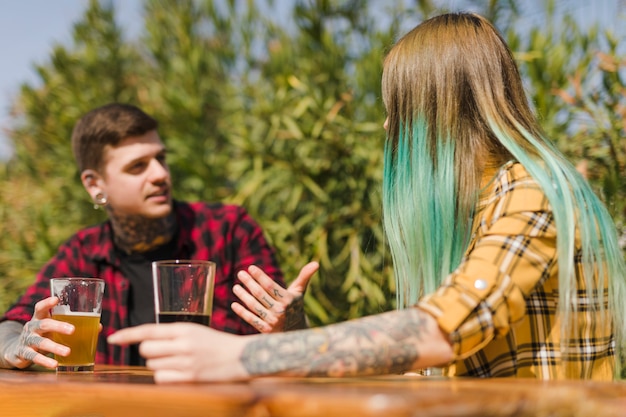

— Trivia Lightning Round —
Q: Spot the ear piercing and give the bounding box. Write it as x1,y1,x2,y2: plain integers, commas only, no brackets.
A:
93,192,108,209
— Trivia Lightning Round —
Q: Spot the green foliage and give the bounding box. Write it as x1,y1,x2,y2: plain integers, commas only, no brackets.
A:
507,0,626,235
0,0,399,320
551,40,626,228
1,0,625,331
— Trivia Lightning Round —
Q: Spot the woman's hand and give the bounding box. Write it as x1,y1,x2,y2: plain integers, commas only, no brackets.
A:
231,262,319,333
1,297,74,369
108,323,251,383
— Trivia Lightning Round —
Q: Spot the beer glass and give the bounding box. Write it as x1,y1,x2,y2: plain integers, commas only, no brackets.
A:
152,260,215,326
50,278,105,372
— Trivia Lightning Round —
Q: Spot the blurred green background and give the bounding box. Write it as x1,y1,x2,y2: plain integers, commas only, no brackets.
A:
1,0,625,328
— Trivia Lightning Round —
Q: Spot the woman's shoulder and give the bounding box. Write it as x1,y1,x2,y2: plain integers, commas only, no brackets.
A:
479,161,550,216
494,161,538,191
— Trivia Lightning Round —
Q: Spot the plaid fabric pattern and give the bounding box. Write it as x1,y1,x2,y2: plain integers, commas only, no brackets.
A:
0,201,284,365
418,162,614,380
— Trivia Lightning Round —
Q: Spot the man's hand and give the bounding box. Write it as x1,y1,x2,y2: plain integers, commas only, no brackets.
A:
0,297,74,369
231,261,319,333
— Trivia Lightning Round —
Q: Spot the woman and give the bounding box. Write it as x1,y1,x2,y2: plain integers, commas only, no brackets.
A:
109,12,626,381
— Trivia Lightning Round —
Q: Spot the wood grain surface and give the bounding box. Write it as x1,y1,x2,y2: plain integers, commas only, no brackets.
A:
1,366,625,417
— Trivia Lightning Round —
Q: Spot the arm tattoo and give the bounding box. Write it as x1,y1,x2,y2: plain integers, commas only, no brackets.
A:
241,308,430,377
0,321,32,369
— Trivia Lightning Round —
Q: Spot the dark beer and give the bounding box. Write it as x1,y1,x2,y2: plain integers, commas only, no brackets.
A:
157,312,211,326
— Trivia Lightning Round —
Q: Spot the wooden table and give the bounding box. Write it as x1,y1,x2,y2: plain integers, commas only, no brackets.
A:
1,365,626,417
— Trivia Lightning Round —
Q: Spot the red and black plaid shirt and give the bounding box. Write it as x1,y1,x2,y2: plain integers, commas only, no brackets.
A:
1,201,284,365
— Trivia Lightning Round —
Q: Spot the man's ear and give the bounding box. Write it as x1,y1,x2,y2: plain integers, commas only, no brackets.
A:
80,169,103,200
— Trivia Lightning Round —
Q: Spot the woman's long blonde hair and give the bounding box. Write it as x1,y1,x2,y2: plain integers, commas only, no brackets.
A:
381,12,626,375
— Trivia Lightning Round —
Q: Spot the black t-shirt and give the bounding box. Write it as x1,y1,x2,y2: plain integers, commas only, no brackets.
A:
118,237,178,365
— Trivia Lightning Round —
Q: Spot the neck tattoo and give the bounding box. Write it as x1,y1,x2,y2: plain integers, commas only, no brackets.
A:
107,208,177,254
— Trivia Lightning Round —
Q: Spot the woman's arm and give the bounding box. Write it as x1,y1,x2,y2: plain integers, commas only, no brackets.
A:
108,307,453,383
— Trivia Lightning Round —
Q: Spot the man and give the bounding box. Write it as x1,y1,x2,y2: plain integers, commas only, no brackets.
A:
0,103,307,369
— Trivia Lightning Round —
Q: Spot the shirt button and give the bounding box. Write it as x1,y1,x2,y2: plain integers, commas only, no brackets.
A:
474,279,487,290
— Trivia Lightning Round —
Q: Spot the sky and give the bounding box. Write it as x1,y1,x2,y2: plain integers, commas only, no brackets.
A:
0,1,624,161
0,0,143,160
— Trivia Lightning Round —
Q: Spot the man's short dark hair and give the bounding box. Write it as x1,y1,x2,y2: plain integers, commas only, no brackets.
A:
71,103,158,173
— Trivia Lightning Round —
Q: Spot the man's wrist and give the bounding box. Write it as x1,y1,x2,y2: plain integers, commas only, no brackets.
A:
0,321,25,369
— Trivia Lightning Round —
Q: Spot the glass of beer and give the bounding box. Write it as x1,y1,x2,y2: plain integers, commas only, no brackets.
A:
152,260,215,326
50,278,105,372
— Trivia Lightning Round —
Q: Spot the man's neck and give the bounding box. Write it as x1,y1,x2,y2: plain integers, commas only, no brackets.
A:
107,208,177,255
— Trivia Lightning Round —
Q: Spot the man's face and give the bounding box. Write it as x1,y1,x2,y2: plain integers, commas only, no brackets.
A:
98,130,172,218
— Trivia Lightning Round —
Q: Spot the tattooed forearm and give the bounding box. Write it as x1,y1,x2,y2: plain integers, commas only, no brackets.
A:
0,321,27,369
241,308,433,377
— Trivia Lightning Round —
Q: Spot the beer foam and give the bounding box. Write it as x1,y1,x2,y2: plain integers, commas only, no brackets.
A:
51,305,100,317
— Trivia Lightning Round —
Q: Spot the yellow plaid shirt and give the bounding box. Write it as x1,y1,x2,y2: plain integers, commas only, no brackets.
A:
418,162,614,380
